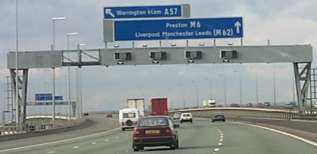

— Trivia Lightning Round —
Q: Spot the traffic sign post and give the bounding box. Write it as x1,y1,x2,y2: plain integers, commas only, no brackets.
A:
104,17,243,42
104,4,190,19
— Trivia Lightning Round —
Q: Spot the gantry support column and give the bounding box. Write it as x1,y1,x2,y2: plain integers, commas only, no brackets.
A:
10,69,28,128
293,62,311,114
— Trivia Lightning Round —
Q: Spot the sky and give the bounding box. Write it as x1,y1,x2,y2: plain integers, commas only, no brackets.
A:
1,0,317,122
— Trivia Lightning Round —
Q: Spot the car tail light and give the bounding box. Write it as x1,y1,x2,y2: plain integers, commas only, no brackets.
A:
133,128,140,137
165,128,172,135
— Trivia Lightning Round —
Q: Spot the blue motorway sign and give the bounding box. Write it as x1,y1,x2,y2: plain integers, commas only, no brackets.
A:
35,93,63,101
111,17,243,41
104,5,189,19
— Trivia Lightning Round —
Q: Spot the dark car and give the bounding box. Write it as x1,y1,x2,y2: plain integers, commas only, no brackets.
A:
132,116,179,151
105,113,112,118
212,114,225,122
83,112,89,116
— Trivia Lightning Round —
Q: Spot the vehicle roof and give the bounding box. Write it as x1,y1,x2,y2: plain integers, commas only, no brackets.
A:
140,116,170,119
181,112,192,114
119,108,138,112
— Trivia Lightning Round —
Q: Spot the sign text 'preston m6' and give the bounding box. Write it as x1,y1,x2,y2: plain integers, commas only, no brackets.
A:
104,17,243,41
104,4,190,19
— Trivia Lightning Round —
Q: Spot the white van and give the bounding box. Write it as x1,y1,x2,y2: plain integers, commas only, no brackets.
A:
180,112,193,123
119,108,140,131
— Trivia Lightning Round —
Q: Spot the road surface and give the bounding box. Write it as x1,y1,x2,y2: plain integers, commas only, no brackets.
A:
0,113,118,150
0,118,316,154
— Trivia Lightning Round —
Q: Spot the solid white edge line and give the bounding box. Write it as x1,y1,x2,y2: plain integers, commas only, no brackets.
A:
0,127,120,153
232,122,317,147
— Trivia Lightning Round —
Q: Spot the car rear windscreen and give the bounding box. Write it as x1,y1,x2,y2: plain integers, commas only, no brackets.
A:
123,113,136,118
215,115,224,118
139,117,168,127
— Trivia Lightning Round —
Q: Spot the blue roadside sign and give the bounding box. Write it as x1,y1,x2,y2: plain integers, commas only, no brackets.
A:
108,17,243,41
35,93,63,101
104,4,189,19
35,93,52,101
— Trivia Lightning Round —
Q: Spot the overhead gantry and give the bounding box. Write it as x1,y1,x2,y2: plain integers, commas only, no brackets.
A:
7,45,313,126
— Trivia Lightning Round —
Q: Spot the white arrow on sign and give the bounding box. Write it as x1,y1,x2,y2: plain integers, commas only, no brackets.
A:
105,9,115,18
234,21,241,34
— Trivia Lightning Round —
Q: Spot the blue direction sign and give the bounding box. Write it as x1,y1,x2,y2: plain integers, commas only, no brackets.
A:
110,17,243,41
104,5,189,19
35,93,63,101
35,93,52,101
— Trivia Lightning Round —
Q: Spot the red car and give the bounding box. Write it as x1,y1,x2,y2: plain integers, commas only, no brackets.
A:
132,116,179,151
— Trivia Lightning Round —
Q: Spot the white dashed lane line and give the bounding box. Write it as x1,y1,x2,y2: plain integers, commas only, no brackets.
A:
72,146,79,149
214,127,224,153
47,151,55,154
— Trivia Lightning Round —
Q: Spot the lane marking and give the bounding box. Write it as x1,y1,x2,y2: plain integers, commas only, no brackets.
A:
73,146,79,149
214,127,224,153
47,151,55,154
91,142,96,145
0,127,120,153
234,122,317,148
104,139,109,142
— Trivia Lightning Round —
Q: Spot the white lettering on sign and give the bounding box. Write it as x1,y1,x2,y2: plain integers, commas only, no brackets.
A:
116,10,147,17
147,9,161,15
213,29,222,36
162,31,194,38
194,30,212,36
166,22,188,28
190,21,201,28
213,29,234,37
135,32,160,38
164,8,178,16
222,29,234,36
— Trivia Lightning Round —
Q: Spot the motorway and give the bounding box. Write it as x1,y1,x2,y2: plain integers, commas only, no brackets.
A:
0,118,316,154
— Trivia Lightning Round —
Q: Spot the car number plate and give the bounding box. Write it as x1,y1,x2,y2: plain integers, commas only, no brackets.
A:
145,130,160,134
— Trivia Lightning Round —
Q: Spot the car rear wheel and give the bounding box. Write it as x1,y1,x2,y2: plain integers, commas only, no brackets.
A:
133,147,139,152
170,140,179,150
121,128,125,131
175,139,179,149
133,145,143,152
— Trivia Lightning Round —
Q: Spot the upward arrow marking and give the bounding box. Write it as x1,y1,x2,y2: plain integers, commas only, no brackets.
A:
234,21,242,34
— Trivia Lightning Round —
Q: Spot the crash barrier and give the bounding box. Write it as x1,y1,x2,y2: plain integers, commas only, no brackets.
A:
170,107,317,121
0,115,84,136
